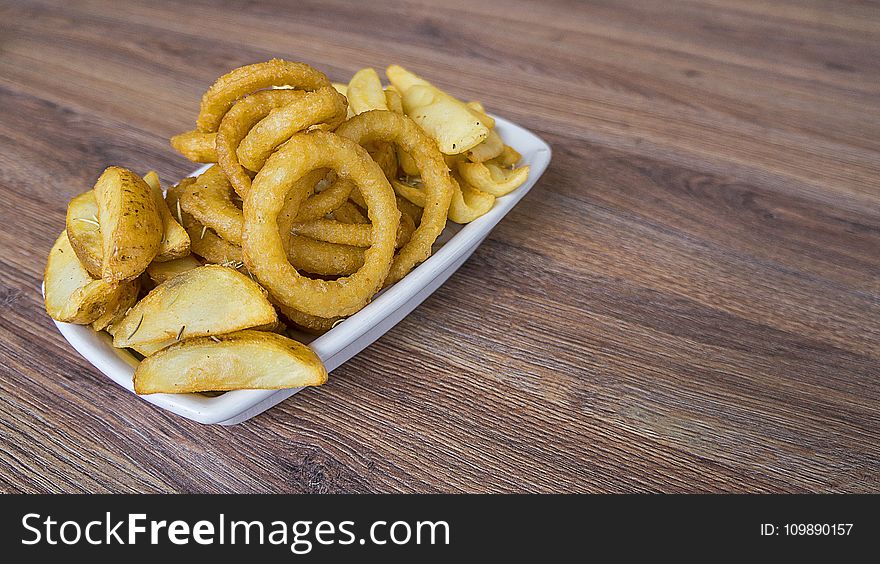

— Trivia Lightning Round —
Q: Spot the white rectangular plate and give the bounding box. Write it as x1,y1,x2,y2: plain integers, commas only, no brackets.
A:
49,115,551,424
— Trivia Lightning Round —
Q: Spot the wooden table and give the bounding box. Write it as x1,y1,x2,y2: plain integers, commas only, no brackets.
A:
1,0,877,493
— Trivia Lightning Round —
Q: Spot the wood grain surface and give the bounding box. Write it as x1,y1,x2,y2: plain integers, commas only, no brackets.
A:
0,0,878,493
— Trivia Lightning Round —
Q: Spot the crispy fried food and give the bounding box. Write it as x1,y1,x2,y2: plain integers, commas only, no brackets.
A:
290,212,414,249
385,87,403,114
402,84,489,154
282,235,364,276
336,110,453,284
487,144,522,167
44,231,136,324
146,255,202,285
293,171,354,221
465,100,495,129
393,174,495,224
242,130,399,317
113,265,277,349
277,304,342,335
347,68,387,114
134,330,327,394
457,161,530,197
385,64,431,94
178,165,243,245
90,278,140,332
167,177,244,265
236,86,348,171
143,171,191,261
216,89,306,196
464,128,504,163
94,167,163,282
65,191,103,278
170,130,218,163
196,59,331,133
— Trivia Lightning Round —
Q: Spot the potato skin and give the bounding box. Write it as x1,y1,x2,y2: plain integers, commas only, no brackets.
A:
65,191,103,278
94,166,163,282
134,330,327,394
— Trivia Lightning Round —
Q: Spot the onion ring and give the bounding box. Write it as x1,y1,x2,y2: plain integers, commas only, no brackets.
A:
216,89,308,197
179,165,243,245
236,86,348,172
290,213,414,249
197,59,331,133
335,110,453,285
170,130,217,163
242,131,399,317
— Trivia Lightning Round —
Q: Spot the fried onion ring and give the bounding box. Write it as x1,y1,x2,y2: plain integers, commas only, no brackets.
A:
197,59,331,133
242,131,399,317
170,130,217,163
335,110,453,284
179,165,243,245
236,86,348,172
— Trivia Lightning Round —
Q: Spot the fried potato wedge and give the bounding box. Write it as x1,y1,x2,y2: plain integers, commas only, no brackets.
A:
145,255,202,285
144,171,191,261
402,84,488,154
487,144,522,168
65,190,103,278
347,68,388,115
90,278,140,332
133,330,327,394
465,128,504,163
457,161,530,197
465,100,495,130
44,231,135,324
385,64,432,94
94,167,163,282
112,264,277,349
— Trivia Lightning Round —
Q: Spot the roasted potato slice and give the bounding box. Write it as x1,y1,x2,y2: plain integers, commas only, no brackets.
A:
90,278,140,332
65,190,103,278
465,128,504,163
347,68,388,114
402,84,488,154
44,231,135,324
145,254,202,285
143,171,191,261
94,166,163,282
457,161,530,197
112,264,277,349
385,64,432,94
133,330,327,394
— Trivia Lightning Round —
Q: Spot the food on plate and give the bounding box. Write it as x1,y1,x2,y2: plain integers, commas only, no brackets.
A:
196,59,332,133
65,191,103,278
170,130,217,163
46,58,531,396
94,166,164,282
242,131,399,317
133,330,327,394
457,160,530,197
347,67,387,115
145,255,201,285
112,265,277,350
143,171,191,261
44,231,137,325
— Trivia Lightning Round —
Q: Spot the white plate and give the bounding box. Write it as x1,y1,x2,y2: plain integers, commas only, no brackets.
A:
49,115,551,425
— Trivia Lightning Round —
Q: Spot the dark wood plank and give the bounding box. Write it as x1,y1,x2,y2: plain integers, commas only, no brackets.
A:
0,0,878,492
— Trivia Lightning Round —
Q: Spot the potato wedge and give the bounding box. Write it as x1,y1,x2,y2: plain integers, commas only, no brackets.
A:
143,171,191,261
385,64,432,94
90,278,140,332
457,161,530,197
94,166,163,282
465,128,504,163
133,330,327,394
385,87,404,114
331,82,355,119
112,264,277,349
465,101,495,130
146,255,202,285
402,84,488,154
44,231,134,324
65,190,103,278
347,68,388,114
448,175,495,224
487,144,522,168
